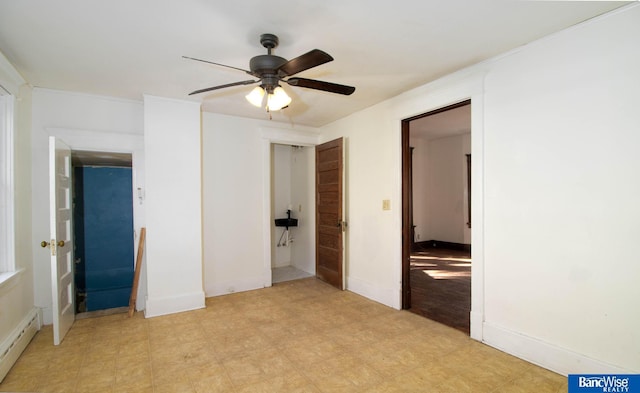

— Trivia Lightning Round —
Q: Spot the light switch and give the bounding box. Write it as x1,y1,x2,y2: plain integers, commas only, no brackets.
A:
382,199,391,210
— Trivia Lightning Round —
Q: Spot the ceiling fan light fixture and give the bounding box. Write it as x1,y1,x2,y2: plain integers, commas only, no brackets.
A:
245,86,265,107
266,86,291,111
186,34,355,116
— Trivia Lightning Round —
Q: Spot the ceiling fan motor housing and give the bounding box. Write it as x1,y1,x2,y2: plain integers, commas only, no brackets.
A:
250,55,287,92
249,55,287,75
186,32,355,97
250,34,287,92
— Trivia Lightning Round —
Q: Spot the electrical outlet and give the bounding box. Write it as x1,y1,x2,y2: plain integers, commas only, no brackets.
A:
382,199,391,210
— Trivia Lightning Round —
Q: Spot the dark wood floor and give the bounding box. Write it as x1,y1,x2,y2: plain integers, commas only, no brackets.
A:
408,246,471,334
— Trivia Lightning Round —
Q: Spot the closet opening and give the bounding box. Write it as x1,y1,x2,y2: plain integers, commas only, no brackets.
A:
72,151,135,316
270,143,315,284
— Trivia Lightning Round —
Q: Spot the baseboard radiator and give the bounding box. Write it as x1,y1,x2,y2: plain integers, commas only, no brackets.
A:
0,309,40,382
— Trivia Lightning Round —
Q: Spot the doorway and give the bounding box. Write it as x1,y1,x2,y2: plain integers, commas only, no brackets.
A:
72,151,135,314
270,143,315,284
402,100,472,334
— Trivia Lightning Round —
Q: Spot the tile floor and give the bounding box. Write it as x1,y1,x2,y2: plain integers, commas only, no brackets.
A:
0,278,567,393
272,266,314,284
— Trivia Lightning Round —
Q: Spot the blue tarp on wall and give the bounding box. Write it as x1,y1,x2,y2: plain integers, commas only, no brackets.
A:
74,166,134,311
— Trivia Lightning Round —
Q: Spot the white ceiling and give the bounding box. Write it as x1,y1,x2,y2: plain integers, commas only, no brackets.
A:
0,1,627,127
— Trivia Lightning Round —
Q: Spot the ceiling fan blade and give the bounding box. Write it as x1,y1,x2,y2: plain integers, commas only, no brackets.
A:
278,49,333,77
286,77,355,95
188,80,258,96
183,56,253,75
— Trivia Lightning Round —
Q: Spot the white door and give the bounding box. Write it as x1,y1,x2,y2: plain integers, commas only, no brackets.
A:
49,136,74,345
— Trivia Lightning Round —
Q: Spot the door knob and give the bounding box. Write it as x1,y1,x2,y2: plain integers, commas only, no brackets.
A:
57,240,65,247
40,241,49,248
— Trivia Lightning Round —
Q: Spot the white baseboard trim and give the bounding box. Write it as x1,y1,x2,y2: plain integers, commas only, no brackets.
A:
482,321,632,376
0,308,41,382
346,276,401,310
205,276,266,298
144,291,205,318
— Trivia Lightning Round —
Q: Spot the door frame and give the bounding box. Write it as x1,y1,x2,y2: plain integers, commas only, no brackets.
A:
260,127,320,287
45,127,146,313
400,97,484,340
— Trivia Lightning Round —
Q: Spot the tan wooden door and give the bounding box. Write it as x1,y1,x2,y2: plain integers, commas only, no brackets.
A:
315,138,344,289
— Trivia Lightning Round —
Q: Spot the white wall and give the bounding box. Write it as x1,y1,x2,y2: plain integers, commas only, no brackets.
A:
412,133,470,244
480,6,640,373
320,4,640,374
201,112,319,296
0,52,35,379
143,95,204,317
320,107,402,309
31,88,145,323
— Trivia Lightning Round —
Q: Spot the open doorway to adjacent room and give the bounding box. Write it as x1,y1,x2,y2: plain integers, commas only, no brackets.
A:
402,100,472,334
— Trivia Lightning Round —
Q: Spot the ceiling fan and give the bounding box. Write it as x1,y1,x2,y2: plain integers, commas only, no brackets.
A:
184,33,355,112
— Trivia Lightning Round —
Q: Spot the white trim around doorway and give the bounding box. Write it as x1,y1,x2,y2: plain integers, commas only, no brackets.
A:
260,127,320,289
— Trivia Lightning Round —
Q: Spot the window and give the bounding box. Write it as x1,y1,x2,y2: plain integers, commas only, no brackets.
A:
0,93,15,275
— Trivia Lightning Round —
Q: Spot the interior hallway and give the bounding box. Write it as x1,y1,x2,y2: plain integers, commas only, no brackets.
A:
0,278,566,393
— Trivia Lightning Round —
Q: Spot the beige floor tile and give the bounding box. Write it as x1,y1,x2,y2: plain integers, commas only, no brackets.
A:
202,314,262,336
154,380,197,393
118,339,150,358
221,348,298,388
35,379,78,393
355,342,431,378
74,376,114,393
115,361,152,385
0,278,569,393
5,353,51,375
37,368,81,386
157,338,209,360
184,360,226,380
151,360,192,385
235,371,320,393
300,366,361,392
191,374,235,393
209,328,275,361
0,374,40,392
283,335,348,366
113,378,153,393
299,353,385,391
367,371,445,393
494,367,566,393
